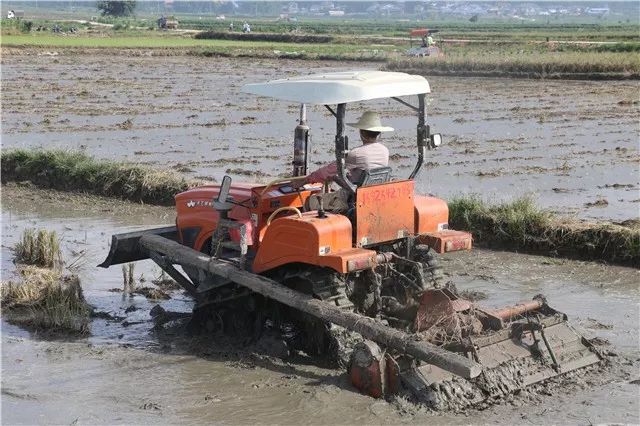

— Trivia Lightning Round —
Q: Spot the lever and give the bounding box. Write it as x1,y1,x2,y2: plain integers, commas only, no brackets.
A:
316,195,327,218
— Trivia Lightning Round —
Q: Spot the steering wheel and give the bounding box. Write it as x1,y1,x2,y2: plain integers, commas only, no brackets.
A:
259,176,307,197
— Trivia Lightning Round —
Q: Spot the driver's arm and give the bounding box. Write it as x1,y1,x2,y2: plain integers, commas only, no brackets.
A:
304,161,337,184
304,149,361,185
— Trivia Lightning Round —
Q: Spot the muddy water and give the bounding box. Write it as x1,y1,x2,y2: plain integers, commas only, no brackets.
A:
1,54,638,221
2,186,639,424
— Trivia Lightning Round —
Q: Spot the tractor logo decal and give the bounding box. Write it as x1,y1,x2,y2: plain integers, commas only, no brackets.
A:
186,200,213,208
319,245,331,255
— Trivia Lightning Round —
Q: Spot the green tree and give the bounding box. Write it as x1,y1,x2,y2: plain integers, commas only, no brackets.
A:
96,1,136,17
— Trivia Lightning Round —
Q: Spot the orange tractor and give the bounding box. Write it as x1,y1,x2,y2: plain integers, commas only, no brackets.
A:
101,71,601,409
406,28,444,57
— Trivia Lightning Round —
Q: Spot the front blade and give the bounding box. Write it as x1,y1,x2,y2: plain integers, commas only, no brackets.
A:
98,225,178,268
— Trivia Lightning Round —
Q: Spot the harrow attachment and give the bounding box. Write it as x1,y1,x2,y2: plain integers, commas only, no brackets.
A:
349,288,602,409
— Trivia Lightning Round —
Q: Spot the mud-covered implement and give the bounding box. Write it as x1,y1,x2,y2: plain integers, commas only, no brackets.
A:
100,71,601,409
350,289,601,408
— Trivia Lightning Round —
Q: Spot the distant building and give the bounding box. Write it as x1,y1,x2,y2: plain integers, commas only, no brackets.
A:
586,7,610,15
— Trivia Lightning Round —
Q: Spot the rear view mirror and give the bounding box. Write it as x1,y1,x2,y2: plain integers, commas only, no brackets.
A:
429,133,442,149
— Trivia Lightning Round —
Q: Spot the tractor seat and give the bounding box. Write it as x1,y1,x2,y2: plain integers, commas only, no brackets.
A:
303,167,393,213
354,166,392,187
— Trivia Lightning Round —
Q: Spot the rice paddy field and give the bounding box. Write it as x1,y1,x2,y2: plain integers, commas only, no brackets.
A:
1,183,639,425
2,53,637,221
2,16,639,78
1,12,639,425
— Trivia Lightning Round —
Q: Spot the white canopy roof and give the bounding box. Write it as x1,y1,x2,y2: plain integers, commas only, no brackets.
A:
241,71,430,105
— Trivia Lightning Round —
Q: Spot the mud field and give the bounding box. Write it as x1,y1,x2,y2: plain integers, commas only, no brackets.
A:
1,185,639,424
2,51,640,424
1,53,639,221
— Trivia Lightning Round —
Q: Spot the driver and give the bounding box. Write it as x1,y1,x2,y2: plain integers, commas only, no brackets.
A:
304,111,392,186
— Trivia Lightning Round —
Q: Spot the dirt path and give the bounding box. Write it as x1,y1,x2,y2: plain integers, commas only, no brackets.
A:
1,185,638,424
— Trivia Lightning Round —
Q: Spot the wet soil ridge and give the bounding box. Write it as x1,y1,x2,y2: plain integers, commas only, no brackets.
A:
1,149,198,206
449,196,640,267
2,149,638,266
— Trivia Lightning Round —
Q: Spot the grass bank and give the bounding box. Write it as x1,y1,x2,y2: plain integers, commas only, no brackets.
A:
0,34,391,61
173,18,640,41
449,196,639,267
194,31,333,43
1,149,197,206
2,149,638,266
385,51,640,80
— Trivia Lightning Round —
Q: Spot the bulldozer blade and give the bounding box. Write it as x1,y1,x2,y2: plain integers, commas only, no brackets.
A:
98,226,178,268
400,316,602,410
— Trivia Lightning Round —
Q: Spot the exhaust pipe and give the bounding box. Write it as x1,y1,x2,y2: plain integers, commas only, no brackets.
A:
292,103,310,177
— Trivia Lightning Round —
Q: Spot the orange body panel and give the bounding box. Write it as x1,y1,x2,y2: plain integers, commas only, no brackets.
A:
174,179,461,274
414,195,449,234
175,183,320,252
175,184,256,251
325,247,379,272
355,180,415,247
252,212,377,274
418,230,472,254
253,188,320,243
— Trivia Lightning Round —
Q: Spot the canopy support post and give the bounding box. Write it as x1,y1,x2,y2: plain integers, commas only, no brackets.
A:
334,103,356,195
409,93,428,180
324,105,337,118
391,97,419,112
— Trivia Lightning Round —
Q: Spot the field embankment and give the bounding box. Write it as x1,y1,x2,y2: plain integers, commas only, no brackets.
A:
0,35,389,62
0,149,199,206
194,31,333,44
2,149,638,267
172,18,640,42
385,51,640,80
449,197,640,267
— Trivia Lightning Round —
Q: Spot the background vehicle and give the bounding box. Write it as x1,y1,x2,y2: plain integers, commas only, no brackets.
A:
406,28,444,57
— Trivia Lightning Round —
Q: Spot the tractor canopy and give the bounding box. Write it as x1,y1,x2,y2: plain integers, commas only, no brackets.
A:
410,28,439,37
242,71,438,194
241,70,430,105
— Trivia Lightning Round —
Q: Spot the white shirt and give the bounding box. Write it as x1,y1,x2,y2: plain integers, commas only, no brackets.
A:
346,142,389,183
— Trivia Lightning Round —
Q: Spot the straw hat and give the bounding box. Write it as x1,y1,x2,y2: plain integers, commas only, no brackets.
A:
347,111,394,132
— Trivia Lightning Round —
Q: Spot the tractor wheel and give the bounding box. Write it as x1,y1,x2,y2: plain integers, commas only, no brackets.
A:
280,267,360,367
413,244,444,288
189,291,262,337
